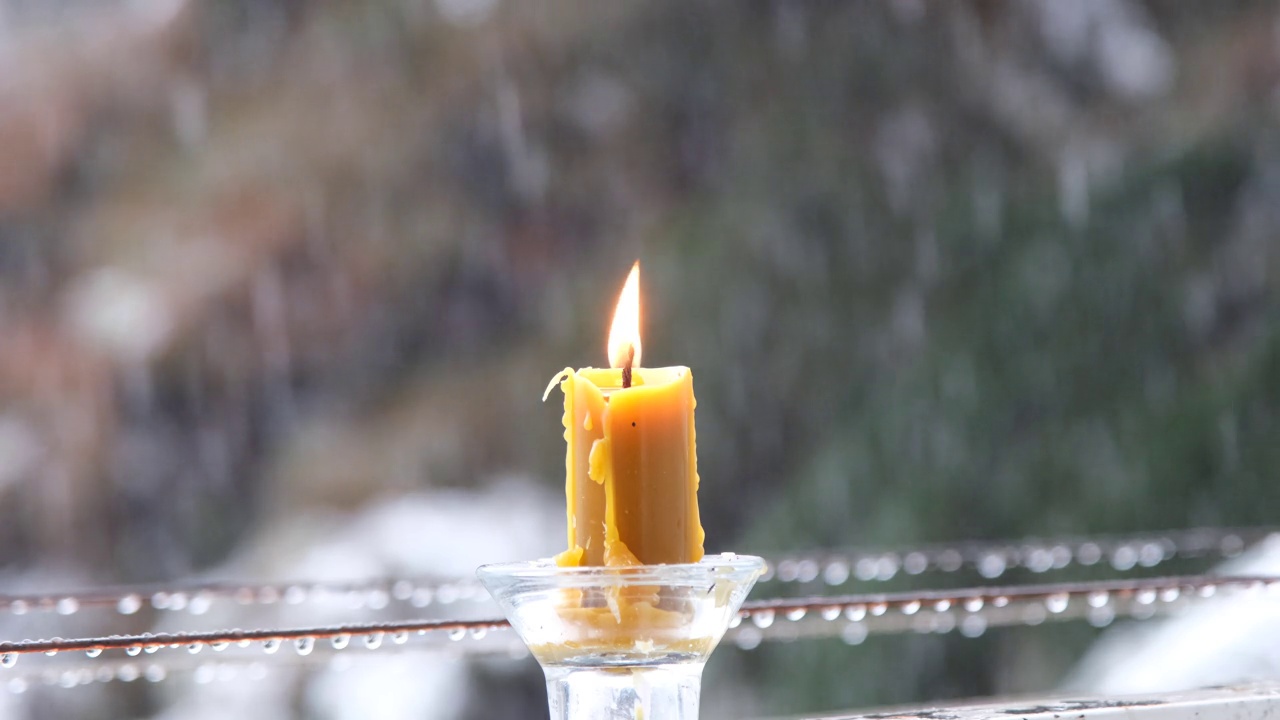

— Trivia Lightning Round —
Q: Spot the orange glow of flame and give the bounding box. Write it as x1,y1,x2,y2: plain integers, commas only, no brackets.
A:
607,261,642,369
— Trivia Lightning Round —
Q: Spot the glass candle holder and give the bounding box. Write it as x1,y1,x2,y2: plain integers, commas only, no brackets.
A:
478,553,766,720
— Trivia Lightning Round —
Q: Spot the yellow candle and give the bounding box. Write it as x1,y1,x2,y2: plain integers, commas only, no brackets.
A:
547,263,705,567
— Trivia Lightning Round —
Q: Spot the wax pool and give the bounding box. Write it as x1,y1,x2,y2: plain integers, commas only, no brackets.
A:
550,365,704,567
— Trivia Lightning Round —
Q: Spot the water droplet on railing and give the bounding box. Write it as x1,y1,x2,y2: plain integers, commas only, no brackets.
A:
875,555,900,581
823,561,850,586
992,596,1009,608
1026,548,1053,573
1050,545,1072,569
901,601,921,616
194,663,216,685
295,638,314,656
1045,593,1069,614
85,648,102,658
125,646,142,657
938,549,963,572
1088,606,1115,627
143,645,161,655
410,588,434,607
821,606,842,621
392,581,413,601
188,593,212,615
841,623,868,645
284,586,308,605
469,627,488,640
151,592,169,610
210,641,229,652
1130,602,1157,620
728,614,742,629
365,633,385,649
258,587,280,605
187,643,202,655
796,559,820,583
751,610,776,629
904,552,928,575
869,602,888,617
734,628,762,650
1159,587,1180,603
960,615,987,638
845,605,867,622
117,594,142,615
963,597,984,613
854,557,878,581
144,665,166,683
331,634,351,650
1022,603,1047,626
168,593,188,612
977,554,1007,579
1,654,15,668
775,559,798,582
1111,545,1138,570
118,665,139,682
10,601,28,616
785,608,807,622
1135,588,1157,605
934,599,952,613
933,611,956,634
446,629,465,642
55,598,79,615
261,639,281,655
1138,543,1163,567
392,631,409,645
1077,542,1102,565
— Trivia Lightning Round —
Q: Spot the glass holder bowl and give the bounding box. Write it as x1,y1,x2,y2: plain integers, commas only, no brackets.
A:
478,553,766,720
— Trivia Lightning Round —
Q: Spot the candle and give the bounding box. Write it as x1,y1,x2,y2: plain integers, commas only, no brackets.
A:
546,262,705,567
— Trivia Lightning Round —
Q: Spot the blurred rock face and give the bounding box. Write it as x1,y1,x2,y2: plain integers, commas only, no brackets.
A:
0,0,1278,717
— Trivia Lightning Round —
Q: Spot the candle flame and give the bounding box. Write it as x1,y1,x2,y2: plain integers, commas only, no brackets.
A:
607,261,642,369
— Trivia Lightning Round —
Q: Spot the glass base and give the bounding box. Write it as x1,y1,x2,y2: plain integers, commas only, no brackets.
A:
478,554,765,720
547,663,702,720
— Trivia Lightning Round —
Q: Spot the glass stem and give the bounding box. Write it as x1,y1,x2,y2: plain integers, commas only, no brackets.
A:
545,663,705,720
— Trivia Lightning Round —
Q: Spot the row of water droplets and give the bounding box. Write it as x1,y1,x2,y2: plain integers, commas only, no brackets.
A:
0,529,1264,620
2,578,485,619
761,530,1258,586
0,576,1278,693
0,621,504,669
0,637,532,696
728,576,1280,651
3,661,174,694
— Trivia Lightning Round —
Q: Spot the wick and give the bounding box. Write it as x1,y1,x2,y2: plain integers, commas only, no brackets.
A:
621,345,635,389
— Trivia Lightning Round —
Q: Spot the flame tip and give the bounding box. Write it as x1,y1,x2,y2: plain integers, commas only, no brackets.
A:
607,262,643,369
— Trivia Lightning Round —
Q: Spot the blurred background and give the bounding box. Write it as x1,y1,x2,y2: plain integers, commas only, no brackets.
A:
0,0,1278,717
